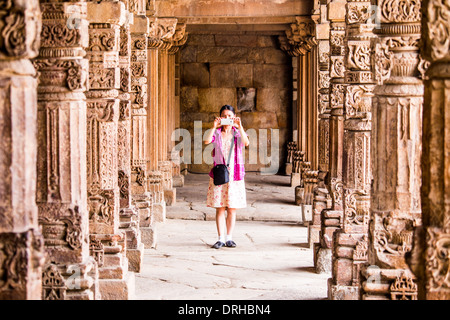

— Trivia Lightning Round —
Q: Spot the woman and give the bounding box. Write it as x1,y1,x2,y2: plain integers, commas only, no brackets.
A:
204,105,250,249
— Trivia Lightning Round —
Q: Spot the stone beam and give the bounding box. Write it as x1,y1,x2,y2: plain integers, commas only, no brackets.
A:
154,0,313,19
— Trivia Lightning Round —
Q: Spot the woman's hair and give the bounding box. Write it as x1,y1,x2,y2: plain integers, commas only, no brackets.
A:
220,104,235,116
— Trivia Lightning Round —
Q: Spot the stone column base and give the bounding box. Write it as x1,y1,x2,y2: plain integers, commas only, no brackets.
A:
307,224,320,247
295,186,304,205
291,172,301,187
141,226,157,248
127,243,145,273
327,279,360,300
153,201,166,223
173,174,184,187
98,271,135,300
285,163,293,175
315,247,332,274
164,187,176,206
302,204,312,222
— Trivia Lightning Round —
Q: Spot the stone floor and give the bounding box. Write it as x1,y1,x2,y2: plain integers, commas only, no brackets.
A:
134,172,330,300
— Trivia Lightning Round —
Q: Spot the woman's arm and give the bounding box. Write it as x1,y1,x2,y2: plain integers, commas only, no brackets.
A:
234,117,249,147
204,117,221,145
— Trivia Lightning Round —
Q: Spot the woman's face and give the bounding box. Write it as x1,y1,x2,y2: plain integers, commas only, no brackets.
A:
221,109,234,119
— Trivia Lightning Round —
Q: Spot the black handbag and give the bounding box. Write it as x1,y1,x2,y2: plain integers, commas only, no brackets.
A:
212,131,235,186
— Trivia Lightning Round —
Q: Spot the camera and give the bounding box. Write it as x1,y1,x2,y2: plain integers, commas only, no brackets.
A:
220,118,234,126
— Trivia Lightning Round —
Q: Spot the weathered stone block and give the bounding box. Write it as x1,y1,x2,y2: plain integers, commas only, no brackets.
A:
140,226,157,248
248,47,289,65
285,163,292,175
182,63,210,87
127,243,144,273
164,188,176,207
257,36,278,48
98,272,135,300
256,88,290,113
214,35,258,47
308,224,320,245
198,88,237,113
240,111,278,129
130,15,149,34
152,202,166,223
187,34,216,47
291,173,301,188
328,281,360,300
327,0,346,21
332,258,353,284
302,204,312,222
197,47,248,64
295,186,304,206
173,175,185,187
180,87,199,112
253,64,291,88
87,1,127,25
180,46,197,63
315,247,332,274
210,64,253,88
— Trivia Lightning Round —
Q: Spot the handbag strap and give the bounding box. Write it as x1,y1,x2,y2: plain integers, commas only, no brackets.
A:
224,129,236,167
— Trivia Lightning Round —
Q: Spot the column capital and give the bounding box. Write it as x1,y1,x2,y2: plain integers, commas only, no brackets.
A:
167,23,188,54
147,17,177,48
285,17,317,55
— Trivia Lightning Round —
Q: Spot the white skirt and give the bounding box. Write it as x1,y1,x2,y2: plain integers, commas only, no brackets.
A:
206,178,247,209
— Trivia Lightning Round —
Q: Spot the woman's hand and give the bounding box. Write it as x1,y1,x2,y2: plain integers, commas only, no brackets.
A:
233,117,243,129
213,117,221,129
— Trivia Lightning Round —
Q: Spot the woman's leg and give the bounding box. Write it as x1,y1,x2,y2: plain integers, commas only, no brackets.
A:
212,207,227,248
215,207,226,240
226,208,237,244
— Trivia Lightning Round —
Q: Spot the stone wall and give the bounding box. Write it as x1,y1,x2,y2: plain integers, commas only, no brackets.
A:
179,31,292,173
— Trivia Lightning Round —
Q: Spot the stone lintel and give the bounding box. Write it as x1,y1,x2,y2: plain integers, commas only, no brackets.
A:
154,0,313,19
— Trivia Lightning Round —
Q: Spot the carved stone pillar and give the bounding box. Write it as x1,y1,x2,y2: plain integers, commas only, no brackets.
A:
86,0,134,300
157,19,178,210
168,24,187,189
129,11,154,249
0,0,45,300
34,1,101,300
407,0,450,300
315,0,346,275
310,4,332,253
146,17,176,223
284,17,320,229
117,3,145,274
360,0,423,300
328,0,375,300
